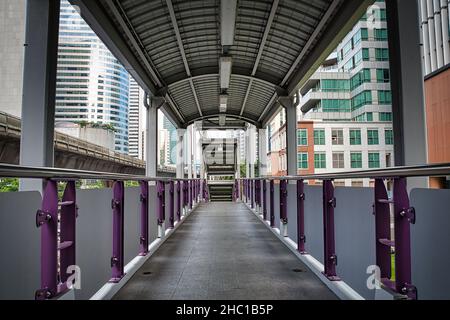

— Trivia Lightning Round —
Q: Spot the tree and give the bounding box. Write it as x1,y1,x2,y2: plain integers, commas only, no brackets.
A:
0,178,19,192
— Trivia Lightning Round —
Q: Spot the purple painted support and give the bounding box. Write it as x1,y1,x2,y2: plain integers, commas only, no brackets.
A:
262,180,267,220
236,179,240,201
255,180,261,209
110,181,125,283
251,179,255,208
168,181,175,229
176,181,181,221
139,181,149,256
59,181,76,287
35,180,58,300
322,180,339,281
183,180,188,209
157,180,165,225
279,179,288,224
270,180,275,227
374,179,392,281
297,180,307,254
393,178,417,300
189,180,193,210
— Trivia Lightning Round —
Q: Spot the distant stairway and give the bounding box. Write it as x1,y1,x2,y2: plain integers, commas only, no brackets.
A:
208,181,234,202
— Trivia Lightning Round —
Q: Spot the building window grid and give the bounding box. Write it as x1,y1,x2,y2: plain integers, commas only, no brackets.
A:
332,129,344,145
349,129,362,145
332,153,345,169
314,153,326,169
314,129,326,145
368,129,379,145
369,152,381,168
297,129,308,146
297,153,308,170
351,152,363,169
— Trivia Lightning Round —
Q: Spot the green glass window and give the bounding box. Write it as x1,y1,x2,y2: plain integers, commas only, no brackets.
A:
374,28,388,41
350,69,371,90
351,153,363,169
297,129,308,146
321,79,350,92
367,112,374,122
376,69,390,83
361,28,369,40
369,153,380,168
352,91,372,111
368,129,379,145
314,129,326,145
375,48,389,61
378,90,392,104
321,100,351,112
385,129,394,145
362,48,370,61
350,130,362,145
297,153,308,169
379,112,392,122
314,153,326,169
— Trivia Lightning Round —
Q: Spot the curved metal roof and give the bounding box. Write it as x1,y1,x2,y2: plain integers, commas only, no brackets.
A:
71,0,373,128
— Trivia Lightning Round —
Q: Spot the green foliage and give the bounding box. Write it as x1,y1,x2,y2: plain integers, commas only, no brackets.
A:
75,121,117,132
125,181,139,187
0,178,19,192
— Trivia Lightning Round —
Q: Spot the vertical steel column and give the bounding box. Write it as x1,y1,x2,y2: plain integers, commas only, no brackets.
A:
262,180,267,220
322,180,339,281
59,181,76,288
393,178,417,299
110,181,125,283
176,181,181,221
168,181,175,229
35,180,58,300
297,180,306,254
139,181,149,256
270,180,275,227
374,179,392,282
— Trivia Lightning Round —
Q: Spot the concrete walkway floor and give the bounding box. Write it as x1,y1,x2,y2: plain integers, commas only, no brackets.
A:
113,202,337,300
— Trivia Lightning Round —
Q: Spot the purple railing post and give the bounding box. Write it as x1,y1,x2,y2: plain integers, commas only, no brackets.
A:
255,179,261,213
139,181,149,256
183,180,188,212
270,180,275,227
59,181,76,290
236,179,240,201
280,179,288,223
110,180,125,283
176,181,181,221
322,180,339,281
251,179,255,209
35,180,58,300
393,178,417,299
189,180,193,210
262,180,267,220
374,179,392,281
156,181,166,238
280,179,288,237
168,180,175,229
297,180,306,254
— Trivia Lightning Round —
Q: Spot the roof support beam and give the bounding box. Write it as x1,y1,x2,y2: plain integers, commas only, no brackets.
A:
91,0,185,127
280,0,340,87
105,0,163,88
165,0,191,76
240,0,279,117
165,0,203,117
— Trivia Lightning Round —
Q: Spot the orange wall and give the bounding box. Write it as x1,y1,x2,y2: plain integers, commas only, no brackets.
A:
425,67,450,164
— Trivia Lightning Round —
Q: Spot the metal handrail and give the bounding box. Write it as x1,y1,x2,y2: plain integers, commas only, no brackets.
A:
0,163,201,182
239,163,450,181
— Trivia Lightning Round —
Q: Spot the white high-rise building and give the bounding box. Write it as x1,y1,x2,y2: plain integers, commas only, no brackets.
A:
128,78,146,159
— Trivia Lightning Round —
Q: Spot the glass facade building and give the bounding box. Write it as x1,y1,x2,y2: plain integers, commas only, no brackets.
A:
55,0,130,153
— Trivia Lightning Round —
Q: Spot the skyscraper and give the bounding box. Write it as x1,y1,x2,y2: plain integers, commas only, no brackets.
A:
128,77,145,159
55,0,130,153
